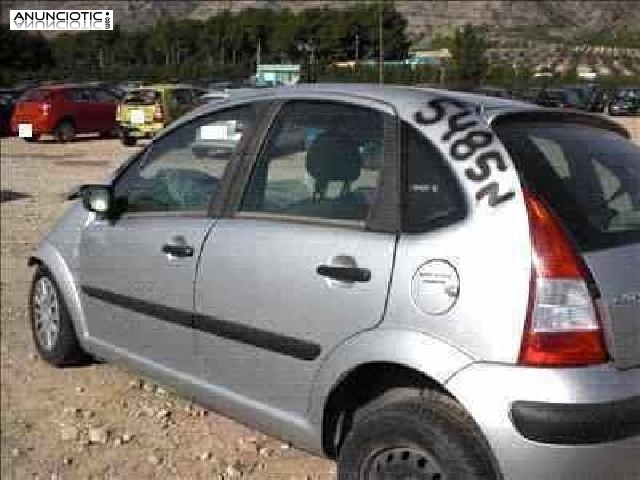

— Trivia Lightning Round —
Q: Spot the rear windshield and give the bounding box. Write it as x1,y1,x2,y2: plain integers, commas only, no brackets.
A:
496,122,640,251
124,89,161,105
19,89,50,102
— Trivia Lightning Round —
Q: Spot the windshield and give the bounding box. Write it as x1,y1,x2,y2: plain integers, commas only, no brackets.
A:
124,89,161,105
496,122,640,251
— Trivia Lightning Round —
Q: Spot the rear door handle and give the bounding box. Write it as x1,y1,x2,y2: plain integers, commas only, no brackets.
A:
161,243,194,257
316,265,371,283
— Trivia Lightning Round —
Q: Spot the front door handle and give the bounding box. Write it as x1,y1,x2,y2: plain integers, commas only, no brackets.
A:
162,243,194,257
316,265,371,283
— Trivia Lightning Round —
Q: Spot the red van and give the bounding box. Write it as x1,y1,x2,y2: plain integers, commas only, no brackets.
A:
11,85,118,142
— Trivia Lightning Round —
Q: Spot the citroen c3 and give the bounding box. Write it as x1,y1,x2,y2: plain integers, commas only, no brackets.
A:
28,84,639,480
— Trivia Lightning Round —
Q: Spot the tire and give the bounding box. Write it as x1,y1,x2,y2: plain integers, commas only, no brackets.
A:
338,389,499,480
54,120,76,142
121,135,136,146
29,266,86,366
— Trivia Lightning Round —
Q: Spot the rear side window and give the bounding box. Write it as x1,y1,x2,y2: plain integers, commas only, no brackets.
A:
124,89,161,105
403,124,466,232
240,100,390,223
496,122,640,251
19,89,50,102
67,89,92,102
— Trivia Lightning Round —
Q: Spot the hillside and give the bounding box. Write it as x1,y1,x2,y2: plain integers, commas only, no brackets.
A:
3,0,640,41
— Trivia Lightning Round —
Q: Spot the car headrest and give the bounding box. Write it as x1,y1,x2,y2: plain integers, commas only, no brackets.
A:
305,131,361,187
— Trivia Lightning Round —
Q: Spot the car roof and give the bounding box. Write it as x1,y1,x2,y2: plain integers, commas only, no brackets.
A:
197,83,530,110
179,83,628,138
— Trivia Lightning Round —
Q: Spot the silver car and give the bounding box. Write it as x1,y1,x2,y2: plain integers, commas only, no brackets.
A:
28,85,639,480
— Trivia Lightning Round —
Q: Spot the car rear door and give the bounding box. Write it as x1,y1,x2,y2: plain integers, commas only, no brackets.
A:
78,104,262,373
193,98,399,415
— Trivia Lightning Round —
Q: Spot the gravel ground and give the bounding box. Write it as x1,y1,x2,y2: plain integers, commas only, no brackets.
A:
0,135,335,480
1,116,638,479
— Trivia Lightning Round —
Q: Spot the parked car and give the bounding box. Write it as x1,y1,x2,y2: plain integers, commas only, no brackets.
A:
10,84,119,142
116,84,205,146
193,89,230,108
534,88,586,109
608,87,640,116
28,85,639,480
472,86,513,99
0,88,26,136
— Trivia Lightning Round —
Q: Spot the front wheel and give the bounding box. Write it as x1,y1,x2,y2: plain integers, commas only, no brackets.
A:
121,135,137,146
338,390,498,480
29,266,87,366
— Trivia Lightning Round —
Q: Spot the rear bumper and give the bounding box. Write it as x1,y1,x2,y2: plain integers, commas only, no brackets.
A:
117,122,163,138
511,396,640,444
446,363,640,480
11,116,54,135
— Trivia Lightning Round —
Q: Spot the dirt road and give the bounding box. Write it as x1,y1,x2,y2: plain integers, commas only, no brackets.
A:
2,116,638,479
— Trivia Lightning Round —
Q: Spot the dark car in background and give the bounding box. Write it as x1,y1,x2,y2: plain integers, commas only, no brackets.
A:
533,88,586,109
10,84,119,142
608,87,640,116
0,88,26,136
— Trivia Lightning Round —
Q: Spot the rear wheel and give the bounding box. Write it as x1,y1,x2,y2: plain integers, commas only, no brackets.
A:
54,120,75,142
121,135,137,146
29,266,86,366
338,389,498,480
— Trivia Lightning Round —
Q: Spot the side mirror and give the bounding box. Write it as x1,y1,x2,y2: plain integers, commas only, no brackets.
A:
78,185,113,215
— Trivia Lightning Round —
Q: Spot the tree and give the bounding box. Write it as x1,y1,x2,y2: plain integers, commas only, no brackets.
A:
450,24,489,87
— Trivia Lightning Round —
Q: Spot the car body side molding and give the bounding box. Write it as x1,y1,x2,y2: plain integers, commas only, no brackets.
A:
80,285,322,361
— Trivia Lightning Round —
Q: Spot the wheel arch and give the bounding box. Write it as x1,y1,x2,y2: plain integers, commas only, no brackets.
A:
309,329,474,458
28,242,88,342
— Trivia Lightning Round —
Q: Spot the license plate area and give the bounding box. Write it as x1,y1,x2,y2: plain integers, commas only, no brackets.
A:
130,110,145,124
18,123,33,137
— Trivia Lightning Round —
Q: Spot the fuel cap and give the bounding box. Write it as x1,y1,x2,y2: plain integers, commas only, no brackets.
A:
411,259,460,315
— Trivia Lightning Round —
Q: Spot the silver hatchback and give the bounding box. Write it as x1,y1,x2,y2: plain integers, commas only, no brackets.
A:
28,85,640,480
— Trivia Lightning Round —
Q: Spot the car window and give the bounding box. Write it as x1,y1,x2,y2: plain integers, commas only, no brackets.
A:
173,89,193,105
240,101,388,223
19,89,51,102
93,89,117,102
403,124,466,232
113,105,257,214
124,89,161,105
496,122,640,250
68,88,92,102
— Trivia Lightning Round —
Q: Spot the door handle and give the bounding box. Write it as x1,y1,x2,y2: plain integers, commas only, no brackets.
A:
316,265,371,283
161,243,194,257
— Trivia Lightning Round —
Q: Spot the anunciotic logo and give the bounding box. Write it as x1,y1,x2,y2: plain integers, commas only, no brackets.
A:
10,10,113,31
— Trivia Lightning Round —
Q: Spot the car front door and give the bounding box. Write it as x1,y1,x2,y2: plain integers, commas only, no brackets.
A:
78,104,260,372
194,99,399,415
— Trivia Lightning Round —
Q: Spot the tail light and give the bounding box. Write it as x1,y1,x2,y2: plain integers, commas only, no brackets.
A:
40,102,50,116
153,104,164,121
518,190,608,367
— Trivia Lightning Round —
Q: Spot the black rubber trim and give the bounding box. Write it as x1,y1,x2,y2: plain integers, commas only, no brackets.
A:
511,396,640,445
81,285,321,361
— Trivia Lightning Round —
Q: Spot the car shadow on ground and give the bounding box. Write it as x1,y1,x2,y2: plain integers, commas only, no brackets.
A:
0,189,30,203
